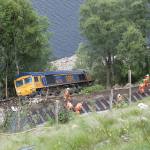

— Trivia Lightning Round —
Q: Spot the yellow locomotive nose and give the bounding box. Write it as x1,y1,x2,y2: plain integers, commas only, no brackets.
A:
15,75,36,96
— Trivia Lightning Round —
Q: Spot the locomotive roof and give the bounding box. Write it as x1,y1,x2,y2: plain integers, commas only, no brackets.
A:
15,72,44,78
15,70,85,79
44,70,85,75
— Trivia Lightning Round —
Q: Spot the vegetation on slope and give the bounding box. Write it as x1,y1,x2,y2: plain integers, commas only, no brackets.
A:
76,0,150,87
1,97,150,150
80,84,105,95
0,0,52,97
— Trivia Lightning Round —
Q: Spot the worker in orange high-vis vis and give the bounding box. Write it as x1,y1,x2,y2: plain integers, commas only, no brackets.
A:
66,101,73,110
64,88,73,110
66,101,83,114
144,74,149,87
138,82,145,94
64,88,72,101
64,88,83,114
74,102,83,114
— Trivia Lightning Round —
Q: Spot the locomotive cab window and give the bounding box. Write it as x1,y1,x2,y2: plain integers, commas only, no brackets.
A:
24,77,32,84
16,80,23,87
34,77,39,82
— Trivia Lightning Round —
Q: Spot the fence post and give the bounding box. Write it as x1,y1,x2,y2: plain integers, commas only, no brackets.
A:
17,96,21,131
128,70,132,105
55,100,59,127
109,89,113,111
45,88,49,101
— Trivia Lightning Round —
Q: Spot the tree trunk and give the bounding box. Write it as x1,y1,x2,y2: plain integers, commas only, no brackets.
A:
106,54,112,89
106,63,112,89
145,56,150,74
106,65,111,89
5,67,8,99
16,60,20,75
111,56,115,85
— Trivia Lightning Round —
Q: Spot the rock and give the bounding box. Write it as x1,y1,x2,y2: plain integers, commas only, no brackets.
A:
18,145,35,150
11,106,19,112
29,98,43,104
50,54,77,70
138,103,149,110
71,124,78,129
121,134,129,142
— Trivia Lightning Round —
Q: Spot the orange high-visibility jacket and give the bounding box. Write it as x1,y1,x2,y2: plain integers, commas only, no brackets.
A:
64,90,72,101
139,83,145,94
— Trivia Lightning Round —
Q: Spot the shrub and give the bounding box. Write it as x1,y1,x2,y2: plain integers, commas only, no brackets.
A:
80,84,105,95
58,107,73,124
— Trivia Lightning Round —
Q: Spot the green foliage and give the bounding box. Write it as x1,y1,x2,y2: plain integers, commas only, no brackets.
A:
47,63,58,71
1,97,150,149
45,116,55,126
117,25,146,81
58,107,73,124
115,101,129,109
1,111,14,132
0,0,52,97
80,84,105,95
77,0,150,86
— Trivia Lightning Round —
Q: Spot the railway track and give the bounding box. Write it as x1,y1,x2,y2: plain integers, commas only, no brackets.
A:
1,85,150,133
0,86,138,109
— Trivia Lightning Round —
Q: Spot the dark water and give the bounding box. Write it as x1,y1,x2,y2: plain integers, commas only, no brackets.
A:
31,0,84,58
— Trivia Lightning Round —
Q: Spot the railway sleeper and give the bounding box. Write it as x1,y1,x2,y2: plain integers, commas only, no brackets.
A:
95,104,101,111
100,99,109,109
95,100,105,111
82,102,91,113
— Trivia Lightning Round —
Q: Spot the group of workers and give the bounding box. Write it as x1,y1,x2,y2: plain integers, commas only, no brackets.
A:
63,75,150,113
63,88,83,114
138,74,150,94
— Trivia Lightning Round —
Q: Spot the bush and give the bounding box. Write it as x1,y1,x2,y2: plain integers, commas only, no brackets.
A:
80,84,105,95
58,107,73,124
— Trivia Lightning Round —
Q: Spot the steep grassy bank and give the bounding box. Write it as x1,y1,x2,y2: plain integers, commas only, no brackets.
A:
1,98,150,150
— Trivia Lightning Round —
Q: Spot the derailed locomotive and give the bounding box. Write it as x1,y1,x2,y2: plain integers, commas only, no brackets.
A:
14,70,92,96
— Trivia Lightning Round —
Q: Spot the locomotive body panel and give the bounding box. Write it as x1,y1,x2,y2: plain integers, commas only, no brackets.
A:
14,70,92,96
14,75,36,96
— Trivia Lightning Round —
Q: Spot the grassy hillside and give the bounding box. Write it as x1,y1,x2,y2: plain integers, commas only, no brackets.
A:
1,98,150,150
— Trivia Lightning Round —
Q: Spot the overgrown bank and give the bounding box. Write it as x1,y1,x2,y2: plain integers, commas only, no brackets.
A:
1,97,150,150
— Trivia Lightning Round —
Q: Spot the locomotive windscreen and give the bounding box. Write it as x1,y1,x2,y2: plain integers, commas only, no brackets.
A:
45,75,55,85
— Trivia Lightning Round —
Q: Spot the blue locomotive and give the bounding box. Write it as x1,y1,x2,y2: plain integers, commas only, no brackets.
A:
14,70,92,96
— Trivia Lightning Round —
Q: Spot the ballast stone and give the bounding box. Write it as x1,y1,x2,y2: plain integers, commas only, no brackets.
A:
138,103,149,110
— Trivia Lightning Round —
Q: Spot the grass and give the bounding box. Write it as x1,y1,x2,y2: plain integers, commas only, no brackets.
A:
80,84,105,95
1,97,150,150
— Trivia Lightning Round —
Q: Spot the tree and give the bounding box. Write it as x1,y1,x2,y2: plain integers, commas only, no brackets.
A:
117,25,146,82
75,43,107,84
75,43,92,70
80,0,129,87
78,0,150,87
0,0,52,97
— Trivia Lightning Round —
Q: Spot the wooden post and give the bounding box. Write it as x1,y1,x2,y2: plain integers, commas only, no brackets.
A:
5,74,8,99
17,96,21,131
55,100,59,127
128,70,132,105
45,88,49,101
109,89,113,111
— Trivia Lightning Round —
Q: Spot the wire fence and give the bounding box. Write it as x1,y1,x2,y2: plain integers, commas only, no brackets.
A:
0,85,150,134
